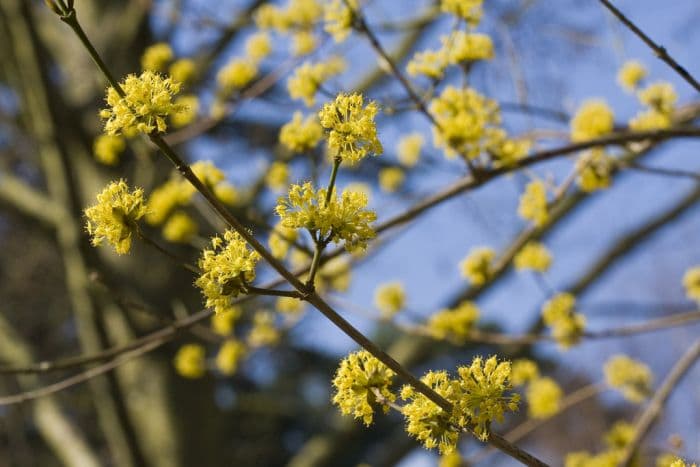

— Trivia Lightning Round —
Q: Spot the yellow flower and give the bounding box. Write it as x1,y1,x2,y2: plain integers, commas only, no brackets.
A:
292,30,317,56
576,148,614,192
430,86,500,159
162,211,198,243
629,109,672,131
141,43,173,72
84,180,147,255
287,57,346,107
570,99,615,142
254,4,290,30
217,58,257,94
518,180,549,227
332,349,396,426
514,241,552,272
668,459,698,467
443,31,494,64
245,32,272,61
406,49,449,79
526,377,562,419
93,134,126,166
378,167,405,193
604,355,653,403
100,71,185,135
286,0,323,29
169,58,197,84
460,247,495,285
456,356,519,440
214,182,239,206
541,293,586,349
211,306,242,336
374,282,406,319
276,296,305,316
485,129,531,168
180,160,227,202
319,93,382,164
638,82,677,114
439,452,463,467
174,344,206,379
279,111,323,153
276,182,376,252
440,0,483,27
145,179,180,225
265,162,290,192
216,339,246,376
170,94,199,128
269,221,299,260
247,311,280,348
324,0,356,42
397,133,423,168
510,359,539,387
683,266,700,302
427,301,480,342
195,230,262,314
617,60,647,92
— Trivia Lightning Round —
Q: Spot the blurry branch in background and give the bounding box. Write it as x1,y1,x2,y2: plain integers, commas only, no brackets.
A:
598,0,700,93
617,338,700,467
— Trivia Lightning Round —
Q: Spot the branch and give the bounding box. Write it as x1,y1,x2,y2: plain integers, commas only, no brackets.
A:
598,0,700,93
0,171,65,226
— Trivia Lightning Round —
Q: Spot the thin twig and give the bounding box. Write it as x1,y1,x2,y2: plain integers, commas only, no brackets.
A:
598,0,700,93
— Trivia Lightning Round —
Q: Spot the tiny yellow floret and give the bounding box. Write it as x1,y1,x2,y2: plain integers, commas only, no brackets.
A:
374,282,406,319
570,99,615,142
174,344,206,379
460,247,495,285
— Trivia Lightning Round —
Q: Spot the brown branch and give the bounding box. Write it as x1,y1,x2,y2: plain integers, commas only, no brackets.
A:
598,0,700,93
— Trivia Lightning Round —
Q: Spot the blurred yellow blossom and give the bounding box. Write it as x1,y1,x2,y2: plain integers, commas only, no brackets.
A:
174,344,206,379
460,247,495,285
570,100,614,142
93,134,125,166
514,241,552,272
604,355,653,403
374,282,406,319
141,43,173,72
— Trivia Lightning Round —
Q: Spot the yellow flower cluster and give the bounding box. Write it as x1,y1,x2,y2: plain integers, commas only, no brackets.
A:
518,180,549,227
141,43,173,72
374,282,406,319
427,301,480,342
683,266,700,302
275,182,376,252
604,355,653,403
407,31,493,79
211,306,242,336
100,71,185,135
268,221,299,260
440,0,483,27
171,94,199,128
486,129,531,168
630,81,677,131
324,0,356,42
217,58,257,95
565,421,638,467
570,99,615,142
194,230,262,314
576,148,614,192
93,134,126,166
162,211,198,243
460,247,495,285
378,167,405,193
174,344,206,379
245,32,272,61
247,311,280,347
276,296,305,316
332,349,396,426
169,58,197,84
514,241,552,272
525,377,562,419
84,180,147,255
265,162,290,192
402,356,518,452
279,111,323,153
254,0,322,55
287,57,346,107
397,133,423,167
668,459,698,467
319,93,383,164
429,86,500,160
617,60,647,92
510,359,539,386
407,49,449,79
541,293,586,349
216,339,246,376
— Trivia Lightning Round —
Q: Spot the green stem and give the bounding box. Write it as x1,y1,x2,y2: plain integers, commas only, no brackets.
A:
324,157,342,206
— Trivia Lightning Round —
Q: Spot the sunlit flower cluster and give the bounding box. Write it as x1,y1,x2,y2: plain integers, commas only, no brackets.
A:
440,0,483,27
217,58,258,94
460,247,495,285
195,230,262,314
541,292,586,349
276,182,376,252
255,0,322,55
617,60,647,92
514,241,552,272
518,180,549,227
332,349,396,425
84,180,147,255
323,0,357,42
683,266,700,302
570,99,615,142
319,93,383,164
525,377,562,419
397,133,423,167
279,111,324,153
100,71,185,135
630,81,678,131
378,167,405,193
374,282,406,319
427,301,480,342
576,148,614,192
604,355,653,403
288,57,346,107
216,339,246,375
565,421,638,467
93,134,126,166
247,311,280,348
141,43,173,72
174,344,206,379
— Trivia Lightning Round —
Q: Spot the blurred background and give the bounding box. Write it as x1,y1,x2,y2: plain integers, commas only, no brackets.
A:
0,0,699,466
